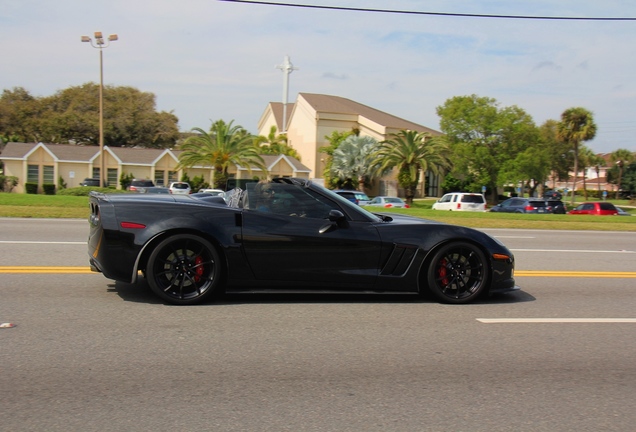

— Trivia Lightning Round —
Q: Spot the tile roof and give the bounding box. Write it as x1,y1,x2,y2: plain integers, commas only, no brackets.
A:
299,93,441,135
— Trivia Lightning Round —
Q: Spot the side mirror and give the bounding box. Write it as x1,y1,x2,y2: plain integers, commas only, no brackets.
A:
319,210,347,234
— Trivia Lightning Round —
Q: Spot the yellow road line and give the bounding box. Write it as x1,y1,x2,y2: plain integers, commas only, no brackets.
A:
0,266,95,274
516,271,636,278
0,267,635,278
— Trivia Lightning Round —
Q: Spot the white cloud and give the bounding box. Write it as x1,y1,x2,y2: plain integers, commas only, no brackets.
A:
1,0,636,153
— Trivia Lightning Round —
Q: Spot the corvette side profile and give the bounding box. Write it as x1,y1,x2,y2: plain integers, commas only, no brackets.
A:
88,178,518,305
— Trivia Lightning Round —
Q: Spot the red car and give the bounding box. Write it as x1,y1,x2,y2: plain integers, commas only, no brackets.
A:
568,202,618,216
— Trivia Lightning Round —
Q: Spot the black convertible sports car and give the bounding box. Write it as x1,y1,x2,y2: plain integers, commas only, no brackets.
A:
88,178,518,305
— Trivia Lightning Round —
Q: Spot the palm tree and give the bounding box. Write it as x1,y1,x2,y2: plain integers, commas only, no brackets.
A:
330,135,382,191
610,148,635,199
586,152,606,199
556,107,597,205
373,130,450,205
177,120,268,189
254,125,301,160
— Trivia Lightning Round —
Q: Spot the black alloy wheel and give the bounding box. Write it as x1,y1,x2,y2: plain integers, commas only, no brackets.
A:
146,234,221,305
427,242,488,304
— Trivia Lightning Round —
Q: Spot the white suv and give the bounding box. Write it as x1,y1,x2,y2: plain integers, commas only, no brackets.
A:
168,182,191,195
432,192,487,212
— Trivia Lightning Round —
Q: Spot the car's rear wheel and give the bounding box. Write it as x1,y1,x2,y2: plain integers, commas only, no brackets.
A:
146,234,221,305
426,242,488,304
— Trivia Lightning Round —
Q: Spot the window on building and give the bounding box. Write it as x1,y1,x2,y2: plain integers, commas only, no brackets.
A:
107,169,118,186
27,165,39,183
92,168,100,179
168,171,177,183
43,166,54,184
155,170,165,186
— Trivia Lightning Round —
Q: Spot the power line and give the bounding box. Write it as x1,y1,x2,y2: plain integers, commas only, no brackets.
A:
218,0,636,21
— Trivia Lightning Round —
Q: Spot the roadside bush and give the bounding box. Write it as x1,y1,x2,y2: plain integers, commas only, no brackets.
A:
25,182,38,194
120,172,134,190
1,175,19,192
42,184,56,195
57,186,128,196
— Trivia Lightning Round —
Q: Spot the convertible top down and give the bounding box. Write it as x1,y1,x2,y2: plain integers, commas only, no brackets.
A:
88,178,518,305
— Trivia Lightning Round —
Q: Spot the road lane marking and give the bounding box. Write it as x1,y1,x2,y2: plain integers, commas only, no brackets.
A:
0,266,94,274
0,241,86,245
511,248,634,253
515,271,636,278
478,318,636,323
1,268,635,279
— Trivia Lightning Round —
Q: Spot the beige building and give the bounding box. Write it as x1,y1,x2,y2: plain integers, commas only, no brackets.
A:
1,142,309,193
2,92,441,195
258,93,443,197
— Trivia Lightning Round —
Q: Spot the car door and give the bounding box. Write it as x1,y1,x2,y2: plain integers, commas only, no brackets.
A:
240,183,383,287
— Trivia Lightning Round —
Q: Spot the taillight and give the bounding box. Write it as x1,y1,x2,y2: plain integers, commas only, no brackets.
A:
384,204,393,208
525,205,533,211
457,203,461,209
120,222,146,229
405,204,410,208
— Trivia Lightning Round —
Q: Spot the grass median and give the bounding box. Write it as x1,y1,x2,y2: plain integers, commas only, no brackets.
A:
1,191,635,231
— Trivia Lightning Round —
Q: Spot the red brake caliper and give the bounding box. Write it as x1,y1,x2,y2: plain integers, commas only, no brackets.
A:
193,256,204,282
438,258,449,286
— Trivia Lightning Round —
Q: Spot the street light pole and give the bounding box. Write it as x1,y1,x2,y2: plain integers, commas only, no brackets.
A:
82,32,118,187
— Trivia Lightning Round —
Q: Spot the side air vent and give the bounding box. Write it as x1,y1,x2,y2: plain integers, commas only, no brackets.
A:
380,244,418,276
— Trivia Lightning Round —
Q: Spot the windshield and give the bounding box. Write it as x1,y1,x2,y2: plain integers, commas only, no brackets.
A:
320,187,383,221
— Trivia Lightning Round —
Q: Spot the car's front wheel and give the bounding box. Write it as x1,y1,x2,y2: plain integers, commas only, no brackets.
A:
146,234,221,305
426,242,488,304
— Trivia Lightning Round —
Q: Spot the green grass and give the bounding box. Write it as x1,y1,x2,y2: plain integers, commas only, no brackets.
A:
2,192,635,231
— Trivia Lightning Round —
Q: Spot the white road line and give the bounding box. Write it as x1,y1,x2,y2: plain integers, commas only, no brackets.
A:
477,318,636,323
510,249,634,253
0,241,86,245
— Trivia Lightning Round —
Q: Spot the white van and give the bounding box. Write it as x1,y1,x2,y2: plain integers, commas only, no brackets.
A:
432,192,487,212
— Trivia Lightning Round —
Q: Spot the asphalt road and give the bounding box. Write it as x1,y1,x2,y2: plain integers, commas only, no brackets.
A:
1,219,635,432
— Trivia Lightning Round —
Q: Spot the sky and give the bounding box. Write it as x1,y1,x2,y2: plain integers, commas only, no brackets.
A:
2,0,636,154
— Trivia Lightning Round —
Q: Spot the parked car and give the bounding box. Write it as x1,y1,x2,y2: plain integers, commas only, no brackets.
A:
87,178,518,305
127,179,155,192
367,196,410,208
543,190,563,200
568,202,619,216
490,198,549,213
198,188,225,196
168,181,191,195
432,192,487,212
142,187,170,194
80,178,100,187
333,190,371,205
545,199,567,214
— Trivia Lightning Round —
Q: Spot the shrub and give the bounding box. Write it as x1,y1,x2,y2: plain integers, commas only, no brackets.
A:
120,172,134,190
43,184,56,195
25,183,38,194
57,186,128,196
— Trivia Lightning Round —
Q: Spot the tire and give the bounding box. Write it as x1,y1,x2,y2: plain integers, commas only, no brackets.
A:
426,241,489,304
146,234,221,305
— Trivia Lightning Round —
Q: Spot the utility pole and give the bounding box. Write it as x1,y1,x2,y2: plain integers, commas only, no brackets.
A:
275,55,298,133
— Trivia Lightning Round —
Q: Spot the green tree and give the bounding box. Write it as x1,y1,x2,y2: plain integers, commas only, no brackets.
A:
578,146,597,200
319,130,355,189
0,87,41,142
373,130,450,205
330,135,383,191
254,125,300,160
177,120,268,189
1,84,179,148
609,149,635,199
586,151,606,199
539,119,573,188
556,107,597,204
436,95,537,204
